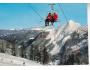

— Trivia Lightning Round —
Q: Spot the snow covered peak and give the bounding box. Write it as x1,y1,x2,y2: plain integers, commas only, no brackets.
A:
69,20,81,27
64,20,81,32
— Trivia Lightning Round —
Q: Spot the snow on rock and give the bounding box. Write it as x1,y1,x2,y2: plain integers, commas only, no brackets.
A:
45,26,55,41
49,44,60,56
62,35,72,45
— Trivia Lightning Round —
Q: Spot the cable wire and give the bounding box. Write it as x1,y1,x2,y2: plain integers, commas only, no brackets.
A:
29,4,43,20
58,4,68,24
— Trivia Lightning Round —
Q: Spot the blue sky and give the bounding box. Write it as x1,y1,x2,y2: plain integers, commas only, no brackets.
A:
0,3,87,29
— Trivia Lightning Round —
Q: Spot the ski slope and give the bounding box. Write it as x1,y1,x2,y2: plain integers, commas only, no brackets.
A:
0,53,42,66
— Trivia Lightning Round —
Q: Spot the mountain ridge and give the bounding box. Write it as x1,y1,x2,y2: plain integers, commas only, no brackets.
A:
0,20,88,65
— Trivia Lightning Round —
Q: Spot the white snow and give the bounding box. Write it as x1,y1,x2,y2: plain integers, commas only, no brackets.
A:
0,53,42,66
62,35,71,45
29,37,34,40
71,45,80,51
31,27,43,31
49,44,60,55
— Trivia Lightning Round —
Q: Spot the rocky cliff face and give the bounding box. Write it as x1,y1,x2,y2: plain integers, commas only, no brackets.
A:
0,20,88,65
45,20,88,65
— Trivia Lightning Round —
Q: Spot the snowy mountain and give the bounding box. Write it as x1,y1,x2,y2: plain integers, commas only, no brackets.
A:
0,20,88,65
45,20,88,65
